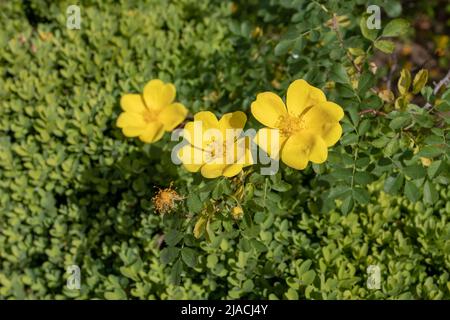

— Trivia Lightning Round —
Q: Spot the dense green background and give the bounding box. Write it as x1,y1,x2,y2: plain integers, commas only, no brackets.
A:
0,0,449,299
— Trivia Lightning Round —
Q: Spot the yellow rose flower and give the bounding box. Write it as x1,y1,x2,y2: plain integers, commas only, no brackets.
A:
117,79,188,143
251,79,344,170
178,111,253,179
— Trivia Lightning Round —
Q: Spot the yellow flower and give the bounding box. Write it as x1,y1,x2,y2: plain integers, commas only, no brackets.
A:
116,79,188,143
231,206,244,219
251,79,344,170
178,111,253,179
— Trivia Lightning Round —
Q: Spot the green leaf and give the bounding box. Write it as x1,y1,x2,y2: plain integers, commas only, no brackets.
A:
181,247,197,268
298,260,312,275
403,164,426,180
275,40,294,56
382,19,410,37
330,64,350,84
384,139,399,157
423,181,438,204
292,37,305,54
354,172,375,185
242,279,254,292
360,15,378,41
389,115,410,130
170,259,183,285
238,237,252,252
301,270,316,285
165,229,184,246
427,160,443,179
285,288,299,300
358,119,371,136
341,195,354,214
404,180,419,202
384,1,402,17
417,146,442,158
384,174,404,194
251,239,267,253
341,133,359,146
372,136,390,148
240,22,252,38
374,40,395,54
358,72,375,94
187,193,202,213
270,174,292,192
160,247,180,265
422,86,433,101
353,187,370,205
207,254,218,268
104,289,127,300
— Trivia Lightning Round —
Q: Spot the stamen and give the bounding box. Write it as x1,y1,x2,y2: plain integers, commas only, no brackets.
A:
276,114,306,136
142,109,158,123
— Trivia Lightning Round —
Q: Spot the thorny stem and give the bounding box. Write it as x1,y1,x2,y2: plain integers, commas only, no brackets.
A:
331,13,362,74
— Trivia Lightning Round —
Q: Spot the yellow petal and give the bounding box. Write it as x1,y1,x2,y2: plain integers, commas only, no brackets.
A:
306,101,344,121
194,111,220,129
116,112,146,128
158,102,188,131
251,92,287,128
320,122,342,146
122,127,146,137
143,79,176,110
183,111,221,149
223,163,243,177
219,111,247,133
183,122,201,149
303,101,344,146
254,128,287,158
200,163,227,179
286,79,326,116
281,131,327,170
183,163,202,173
120,94,146,113
221,137,250,166
234,137,254,166
138,122,165,143
178,144,203,172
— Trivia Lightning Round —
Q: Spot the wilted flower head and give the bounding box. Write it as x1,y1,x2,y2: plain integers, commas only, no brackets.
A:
152,184,184,214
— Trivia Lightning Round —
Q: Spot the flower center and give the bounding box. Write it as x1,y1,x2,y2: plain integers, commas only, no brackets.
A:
204,136,239,164
205,138,226,159
142,108,159,123
276,114,306,137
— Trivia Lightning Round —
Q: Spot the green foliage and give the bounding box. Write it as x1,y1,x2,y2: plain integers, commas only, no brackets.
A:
0,0,449,300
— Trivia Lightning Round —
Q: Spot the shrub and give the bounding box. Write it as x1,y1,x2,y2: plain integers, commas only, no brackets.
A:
0,0,449,299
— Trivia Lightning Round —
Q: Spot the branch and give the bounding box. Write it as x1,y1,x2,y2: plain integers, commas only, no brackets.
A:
424,69,450,110
331,13,361,73
386,55,398,91
358,109,387,117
